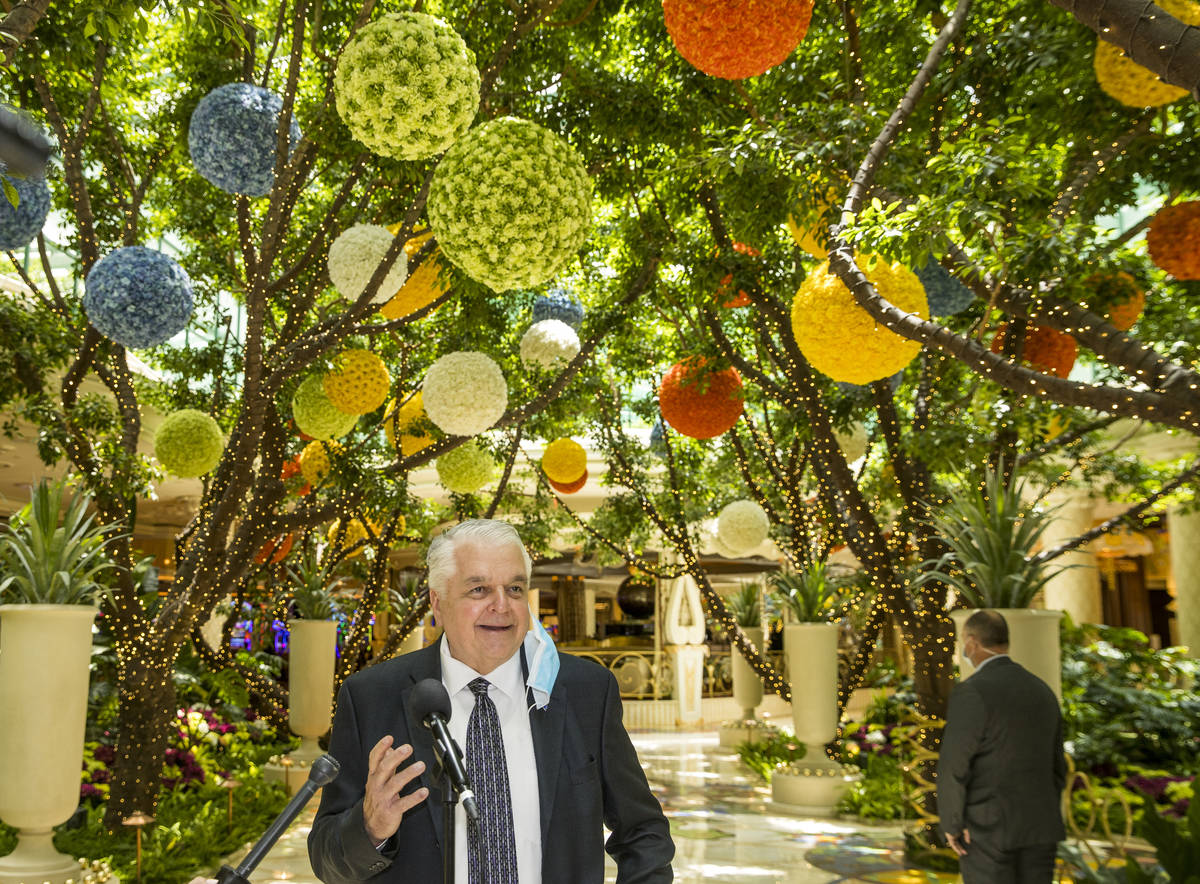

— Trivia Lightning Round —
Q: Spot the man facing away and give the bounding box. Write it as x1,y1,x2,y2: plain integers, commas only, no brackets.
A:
938,609,1067,884
308,518,674,883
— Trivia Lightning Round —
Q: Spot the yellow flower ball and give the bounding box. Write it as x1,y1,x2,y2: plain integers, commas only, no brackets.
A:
380,228,451,320
785,180,843,259
299,440,341,485
323,349,391,416
1093,0,1200,107
790,257,928,385
326,516,376,558
541,437,587,484
383,392,435,457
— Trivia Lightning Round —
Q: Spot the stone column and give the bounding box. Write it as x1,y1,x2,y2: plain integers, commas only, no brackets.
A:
1042,492,1102,624
583,584,597,638
1168,506,1200,657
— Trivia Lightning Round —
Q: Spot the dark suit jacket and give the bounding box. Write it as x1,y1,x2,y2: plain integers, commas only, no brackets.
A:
937,656,1067,851
308,640,674,883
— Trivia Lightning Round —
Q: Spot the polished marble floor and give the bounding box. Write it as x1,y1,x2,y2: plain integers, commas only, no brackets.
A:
232,730,958,883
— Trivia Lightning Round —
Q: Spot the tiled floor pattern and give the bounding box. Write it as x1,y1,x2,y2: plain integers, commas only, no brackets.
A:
229,731,952,883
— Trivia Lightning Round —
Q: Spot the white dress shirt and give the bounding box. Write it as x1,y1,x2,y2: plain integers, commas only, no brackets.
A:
440,639,542,884
971,651,1009,673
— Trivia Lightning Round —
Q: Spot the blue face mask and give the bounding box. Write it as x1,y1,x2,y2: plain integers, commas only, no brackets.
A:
523,616,559,710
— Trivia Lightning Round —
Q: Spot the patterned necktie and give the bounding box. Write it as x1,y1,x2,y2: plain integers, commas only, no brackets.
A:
466,677,519,884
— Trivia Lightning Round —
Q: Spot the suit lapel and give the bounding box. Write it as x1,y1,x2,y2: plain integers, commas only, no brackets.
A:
528,678,565,845
400,641,445,845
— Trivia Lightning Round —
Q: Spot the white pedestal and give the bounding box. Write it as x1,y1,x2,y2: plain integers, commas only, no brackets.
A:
771,755,855,816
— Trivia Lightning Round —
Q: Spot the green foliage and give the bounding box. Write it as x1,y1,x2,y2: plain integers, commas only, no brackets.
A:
768,562,850,623
1122,798,1200,884
0,477,122,604
736,732,806,782
725,581,762,628
913,466,1064,608
1062,621,1200,775
838,753,908,821
278,544,350,620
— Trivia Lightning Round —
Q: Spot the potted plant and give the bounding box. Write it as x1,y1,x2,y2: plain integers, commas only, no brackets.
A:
915,465,1068,698
0,478,120,884
275,545,347,768
767,562,853,813
726,581,766,719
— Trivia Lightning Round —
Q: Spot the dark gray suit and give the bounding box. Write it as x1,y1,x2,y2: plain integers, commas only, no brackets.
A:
308,640,674,884
938,656,1066,882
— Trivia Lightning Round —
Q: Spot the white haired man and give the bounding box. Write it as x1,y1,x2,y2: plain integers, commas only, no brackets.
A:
309,519,674,883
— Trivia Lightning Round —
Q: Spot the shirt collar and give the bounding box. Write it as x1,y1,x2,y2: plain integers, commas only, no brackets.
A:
439,634,526,701
973,652,1009,672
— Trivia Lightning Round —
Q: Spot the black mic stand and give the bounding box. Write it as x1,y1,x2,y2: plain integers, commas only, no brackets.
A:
431,738,459,884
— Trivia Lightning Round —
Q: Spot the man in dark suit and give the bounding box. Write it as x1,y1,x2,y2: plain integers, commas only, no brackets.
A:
308,519,674,884
938,609,1066,883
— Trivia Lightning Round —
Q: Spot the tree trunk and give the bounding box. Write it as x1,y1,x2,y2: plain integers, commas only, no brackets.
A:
102,646,177,831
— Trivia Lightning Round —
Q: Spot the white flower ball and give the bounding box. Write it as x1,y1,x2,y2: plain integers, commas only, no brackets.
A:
421,351,508,437
519,319,581,368
717,499,770,555
328,224,409,304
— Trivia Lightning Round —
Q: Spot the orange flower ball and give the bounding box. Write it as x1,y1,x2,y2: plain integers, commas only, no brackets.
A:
1086,272,1145,331
658,358,745,439
548,469,588,494
662,0,815,80
1147,201,1200,280
990,324,1078,379
716,241,760,308
254,532,294,565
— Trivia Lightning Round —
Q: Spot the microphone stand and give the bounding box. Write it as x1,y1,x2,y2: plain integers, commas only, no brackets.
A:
431,739,459,884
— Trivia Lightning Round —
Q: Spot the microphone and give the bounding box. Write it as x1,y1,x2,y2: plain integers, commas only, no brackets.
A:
215,754,340,884
410,678,479,823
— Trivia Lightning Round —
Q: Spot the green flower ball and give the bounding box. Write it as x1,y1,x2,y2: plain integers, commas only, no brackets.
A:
435,440,497,494
155,409,224,477
428,116,593,292
292,374,358,441
334,13,480,161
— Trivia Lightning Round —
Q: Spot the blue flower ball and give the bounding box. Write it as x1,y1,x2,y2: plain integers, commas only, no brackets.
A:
83,246,194,349
188,83,301,197
917,260,974,318
0,173,50,251
532,289,584,330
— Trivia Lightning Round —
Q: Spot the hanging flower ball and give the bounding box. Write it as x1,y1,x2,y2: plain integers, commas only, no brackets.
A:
662,0,815,80
990,323,1078,379
421,351,508,437
532,289,585,329
436,440,498,494
0,172,51,250
1093,0,1200,107
541,438,587,484
716,242,760,308
328,224,409,304
548,469,587,494
326,516,375,558
323,349,391,415
835,424,869,463
917,260,975,317
379,228,450,320
83,246,194,349
334,12,480,160
520,319,581,369
790,257,928,385
154,409,224,477
1147,201,1200,280
716,499,770,555
255,533,294,565
1087,272,1145,331
292,374,358,440
428,116,593,292
383,393,435,456
188,83,301,197
658,358,745,439
299,440,341,485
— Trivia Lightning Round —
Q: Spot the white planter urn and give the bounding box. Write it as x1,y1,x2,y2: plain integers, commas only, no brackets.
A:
399,624,424,656
0,605,97,884
773,622,852,814
950,608,1064,700
719,626,777,748
287,619,338,765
